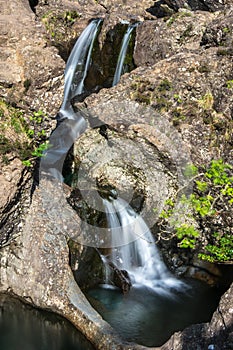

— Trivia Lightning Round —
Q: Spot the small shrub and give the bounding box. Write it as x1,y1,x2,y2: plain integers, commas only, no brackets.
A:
158,159,233,262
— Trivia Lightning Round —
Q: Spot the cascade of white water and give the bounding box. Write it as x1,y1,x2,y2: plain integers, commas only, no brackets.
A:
59,19,102,120
112,23,137,87
103,197,184,293
41,20,102,180
40,20,184,295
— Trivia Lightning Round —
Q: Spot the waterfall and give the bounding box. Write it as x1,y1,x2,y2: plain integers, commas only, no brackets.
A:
41,20,102,181
112,23,137,86
59,19,102,120
102,197,184,293
40,20,184,296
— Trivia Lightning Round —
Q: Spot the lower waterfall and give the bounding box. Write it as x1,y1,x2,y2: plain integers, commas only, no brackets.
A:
102,197,184,294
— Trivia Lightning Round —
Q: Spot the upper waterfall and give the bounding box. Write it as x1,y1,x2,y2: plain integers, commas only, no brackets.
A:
112,23,137,86
59,19,102,120
41,20,102,180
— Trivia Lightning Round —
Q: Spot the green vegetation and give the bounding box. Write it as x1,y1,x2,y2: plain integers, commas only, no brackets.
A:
165,10,192,27
197,92,214,111
158,78,172,92
176,224,200,249
199,233,233,263
223,27,230,34
166,16,176,27
217,48,233,56
178,24,193,44
42,10,80,43
130,78,173,111
0,100,48,167
158,159,233,263
226,80,233,89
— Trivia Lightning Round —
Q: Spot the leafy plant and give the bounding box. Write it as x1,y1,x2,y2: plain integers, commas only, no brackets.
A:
158,159,233,262
184,163,198,178
198,233,233,263
22,141,50,167
176,225,200,249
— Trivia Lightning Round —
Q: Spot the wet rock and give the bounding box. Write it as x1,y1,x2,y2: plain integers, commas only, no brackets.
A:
185,265,221,286
108,261,132,293
69,239,104,290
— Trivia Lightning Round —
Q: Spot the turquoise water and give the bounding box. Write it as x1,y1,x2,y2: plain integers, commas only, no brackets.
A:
0,294,94,350
87,279,222,347
0,280,222,349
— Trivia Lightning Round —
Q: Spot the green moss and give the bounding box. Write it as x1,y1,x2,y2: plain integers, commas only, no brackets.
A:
23,79,31,93
166,16,176,27
41,10,81,59
130,79,153,105
155,96,172,111
226,80,233,89
223,27,230,34
171,108,186,126
63,10,80,24
133,92,152,105
165,10,192,27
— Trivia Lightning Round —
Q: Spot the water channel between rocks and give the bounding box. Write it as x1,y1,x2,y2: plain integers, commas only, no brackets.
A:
2,16,229,350
38,18,227,349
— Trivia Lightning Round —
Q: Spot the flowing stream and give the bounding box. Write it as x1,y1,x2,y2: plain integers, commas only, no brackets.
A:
41,19,102,181
59,19,102,120
38,19,224,348
112,23,137,86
